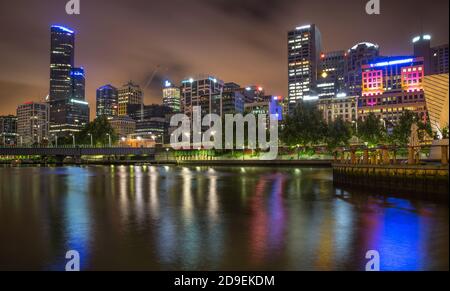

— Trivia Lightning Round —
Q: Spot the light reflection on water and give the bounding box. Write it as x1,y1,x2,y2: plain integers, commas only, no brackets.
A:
0,165,448,271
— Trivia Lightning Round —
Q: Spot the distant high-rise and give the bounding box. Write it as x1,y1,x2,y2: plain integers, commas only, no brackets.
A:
17,102,49,145
212,82,245,116
318,50,346,99
96,84,118,118
180,75,224,117
162,81,181,113
0,115,17,146
432,44,449,74
413,34,433,75
345,42,380,96
118,81,143,117
288,24,322,109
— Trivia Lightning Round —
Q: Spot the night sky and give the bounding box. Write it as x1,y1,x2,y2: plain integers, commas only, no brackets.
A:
0,0,448,117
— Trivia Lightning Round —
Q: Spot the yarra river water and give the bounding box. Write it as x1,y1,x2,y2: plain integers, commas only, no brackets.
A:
0,165,448,271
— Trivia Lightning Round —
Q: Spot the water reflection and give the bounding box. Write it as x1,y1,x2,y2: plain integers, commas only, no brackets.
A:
0,165,448,271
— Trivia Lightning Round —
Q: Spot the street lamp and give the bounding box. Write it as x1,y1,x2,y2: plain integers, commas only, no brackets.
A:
70,134,75,147
87,133,93,147
106,133,112,147
51,134,58,147
166,148,169,161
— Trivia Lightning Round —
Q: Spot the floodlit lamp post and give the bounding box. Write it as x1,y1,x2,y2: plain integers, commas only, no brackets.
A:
166,148,169,161
106,134,112,147
297,145,300,160
88,133,93,147
70,134,75,147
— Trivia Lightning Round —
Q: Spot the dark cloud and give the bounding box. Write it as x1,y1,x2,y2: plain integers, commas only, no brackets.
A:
203,0,291,21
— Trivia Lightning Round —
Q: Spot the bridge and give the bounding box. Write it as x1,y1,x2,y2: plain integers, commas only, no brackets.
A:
0,147,156,157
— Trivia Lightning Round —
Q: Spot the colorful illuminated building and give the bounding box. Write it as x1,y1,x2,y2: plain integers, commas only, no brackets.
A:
358,57,428,124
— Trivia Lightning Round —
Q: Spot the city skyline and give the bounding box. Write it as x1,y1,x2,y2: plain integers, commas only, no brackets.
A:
0,0,449,118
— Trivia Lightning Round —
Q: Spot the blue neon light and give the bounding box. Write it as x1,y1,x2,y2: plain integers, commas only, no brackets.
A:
370,58,414,68
52,25,74,34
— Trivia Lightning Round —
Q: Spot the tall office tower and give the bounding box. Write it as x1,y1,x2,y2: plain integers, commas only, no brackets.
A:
318,50,346,99
118,81,143,117
49,25,75,129
413,34,433,75
16,102,50,145
96,84,118,118
180,75,224,117
345,42,380,96
288,24,322,110
211,82,245,116
358,57,427,125
432,44,449,74
162,80,181,113
0,115,17,146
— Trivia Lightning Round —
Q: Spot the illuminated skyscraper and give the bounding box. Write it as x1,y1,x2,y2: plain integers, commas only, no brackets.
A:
288,24,322,110
162,81,181,113
49,25,89,135
96,84,118,118
180,75,224,117
49,25,75,128
118,81,143,117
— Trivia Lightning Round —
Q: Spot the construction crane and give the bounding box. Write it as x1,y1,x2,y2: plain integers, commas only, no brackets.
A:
140,65,163,122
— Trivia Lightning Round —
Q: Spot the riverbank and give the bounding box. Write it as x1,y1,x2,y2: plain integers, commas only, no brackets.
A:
0,159,333,167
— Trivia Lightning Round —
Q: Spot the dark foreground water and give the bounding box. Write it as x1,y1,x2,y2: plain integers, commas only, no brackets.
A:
0,165,448,271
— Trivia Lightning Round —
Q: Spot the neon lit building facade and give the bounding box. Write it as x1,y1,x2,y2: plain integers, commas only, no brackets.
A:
358,57,428,124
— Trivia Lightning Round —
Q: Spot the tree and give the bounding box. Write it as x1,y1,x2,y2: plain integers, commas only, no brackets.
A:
76,116,118,146
390,111,433,146
357,113,385,147
281,102,327,147
325,117,352,150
